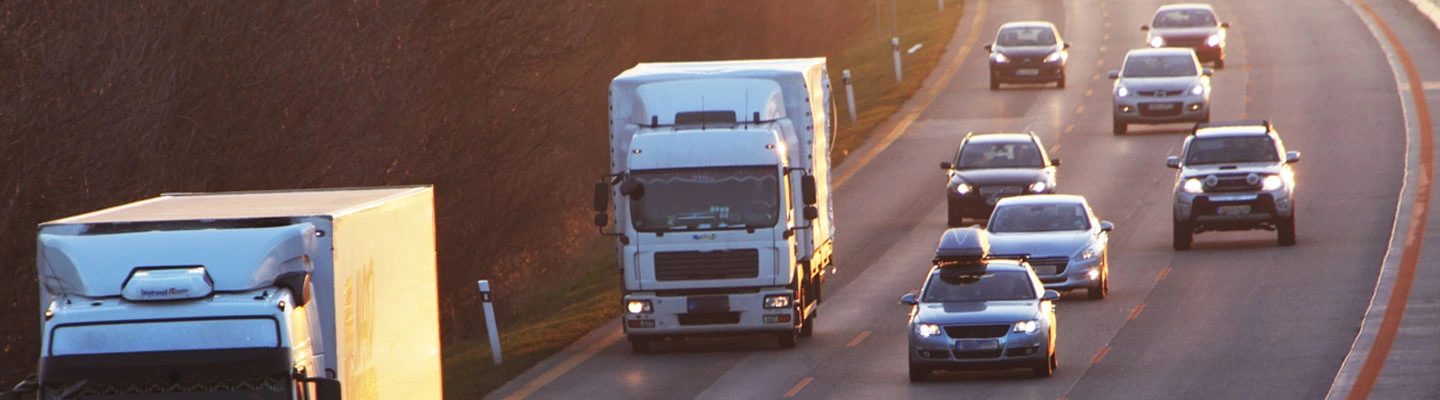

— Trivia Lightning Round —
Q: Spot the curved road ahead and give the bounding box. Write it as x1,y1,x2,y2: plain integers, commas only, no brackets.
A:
490,0,1436,398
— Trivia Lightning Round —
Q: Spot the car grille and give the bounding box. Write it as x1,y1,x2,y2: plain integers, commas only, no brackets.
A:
678,312,740,326
953,349,1004,359
1137,89,1185,97
978,186,1023,197
1168,38,1205,47
943,324,1010,339
1028,257,1069,276
1139,102,1184,117
654,249,759,281
1205,174,1263,192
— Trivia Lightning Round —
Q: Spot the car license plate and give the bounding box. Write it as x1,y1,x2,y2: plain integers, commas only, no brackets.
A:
1033,264,1058,275
1147,103,1175,110
687,296,729,313
955,339,1000,351
1016,68,1039,76
1217,205,1251,216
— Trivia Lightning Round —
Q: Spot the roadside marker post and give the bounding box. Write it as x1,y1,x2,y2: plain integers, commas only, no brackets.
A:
892,37,903,83
479,280,503,365
843,70,857,125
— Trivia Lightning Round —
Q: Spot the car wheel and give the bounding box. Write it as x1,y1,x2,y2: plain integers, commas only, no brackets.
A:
1278,217,1297,246
629,336,652,353
1113,118,1127,135
908,363,930,382
947,203,966,227
1057,73,1066,89
1200,110,1211,124
1215,58,1225,69
1032,345,1054,378
990,76,1000,91
1173,220,1193,251
1087,266,1108,300
778,330,798,349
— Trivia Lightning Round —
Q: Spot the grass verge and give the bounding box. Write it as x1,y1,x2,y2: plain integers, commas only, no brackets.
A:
443,2,966,398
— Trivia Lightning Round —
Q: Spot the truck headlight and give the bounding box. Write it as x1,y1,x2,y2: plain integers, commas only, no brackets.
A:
626,300,652,314
1028,181,1048,193
1183,178,1204,194
1043,51,1063,63
1206,34,1222,47
916,323,942,338
1013,320,1040,334
1262,175,1284,191
955,183,973,195
763,294,791,309
1149,36,1165,48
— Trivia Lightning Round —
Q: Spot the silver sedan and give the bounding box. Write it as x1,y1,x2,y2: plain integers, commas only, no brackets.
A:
985,195,1114,299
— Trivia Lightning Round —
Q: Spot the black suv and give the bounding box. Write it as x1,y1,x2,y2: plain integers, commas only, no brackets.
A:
1167,120,1301,249
941,132,1059,226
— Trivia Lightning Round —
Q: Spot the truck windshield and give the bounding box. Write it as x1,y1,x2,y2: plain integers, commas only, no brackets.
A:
629,166,781,232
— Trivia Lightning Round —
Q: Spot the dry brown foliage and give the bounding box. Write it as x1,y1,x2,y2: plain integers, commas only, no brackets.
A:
0,0,872,382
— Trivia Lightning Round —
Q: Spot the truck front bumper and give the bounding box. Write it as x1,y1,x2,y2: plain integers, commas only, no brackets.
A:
622,288,797,337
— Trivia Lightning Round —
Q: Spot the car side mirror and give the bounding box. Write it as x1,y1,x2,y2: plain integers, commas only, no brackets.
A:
1050,158,1061,167
983,44,993,52
1108,70,1120,80
940,161,953,170
1042,290,1061,302
620,181,645,200
1166,156,1181,169
1202,68,1214,76
1063,43,1071,50
801,175,817,206
1140,25,1150,31
900,293,918,305
1221,22,1231,28
1100,221,1114,232
1286,151,1301,163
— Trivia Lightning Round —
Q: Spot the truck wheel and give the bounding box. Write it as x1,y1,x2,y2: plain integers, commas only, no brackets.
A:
908,363,930,382
778,330,798,349
1113,118,1127,135
629,336,651,353
799,311,815,337
1173,220,1193,251
1277,217,1297,246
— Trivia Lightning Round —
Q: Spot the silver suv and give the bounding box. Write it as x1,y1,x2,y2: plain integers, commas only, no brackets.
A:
1167,120,1300,250
1109,48,1212,135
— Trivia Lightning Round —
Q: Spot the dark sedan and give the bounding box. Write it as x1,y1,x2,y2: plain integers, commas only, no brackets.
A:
941,132,1059,226
984,21,1070,89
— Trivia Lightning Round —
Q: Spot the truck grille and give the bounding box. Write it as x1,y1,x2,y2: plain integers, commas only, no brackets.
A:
944,324,1009,339
654,249,760,281
678,312,741,326
1207,174,1263,192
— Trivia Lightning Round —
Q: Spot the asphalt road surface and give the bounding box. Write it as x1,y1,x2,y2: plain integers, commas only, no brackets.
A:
489,0,1426,398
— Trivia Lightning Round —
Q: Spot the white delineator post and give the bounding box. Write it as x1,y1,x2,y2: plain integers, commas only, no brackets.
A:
892,37,903,83
843,69,857,125
938,0,945,10
478,280,502,365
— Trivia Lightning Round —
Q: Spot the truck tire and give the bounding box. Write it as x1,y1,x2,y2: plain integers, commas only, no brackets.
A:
778,330,798,349
799,309,816,337
629,336,651,353
1277,217,1297,246
908,363,930,382
1173,220,1192,250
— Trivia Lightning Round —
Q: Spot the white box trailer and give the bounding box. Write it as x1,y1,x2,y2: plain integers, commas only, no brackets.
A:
594,59,837,352
25,186,441,400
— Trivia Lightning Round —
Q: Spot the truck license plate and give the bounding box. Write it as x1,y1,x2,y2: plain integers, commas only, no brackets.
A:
955,339,1000,351
1217,205,1251,215
687,296,729,313
1147,103,1175,110
1016,68,1040,76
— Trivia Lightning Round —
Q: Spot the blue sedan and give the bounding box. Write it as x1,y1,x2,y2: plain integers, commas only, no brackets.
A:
985,195,1114,299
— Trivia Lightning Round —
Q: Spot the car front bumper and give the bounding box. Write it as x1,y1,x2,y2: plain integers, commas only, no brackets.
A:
1175,190,1294,229
1030,256,1103,292
1114,95,1209,124
990,62,1064,83
909,328,1049,370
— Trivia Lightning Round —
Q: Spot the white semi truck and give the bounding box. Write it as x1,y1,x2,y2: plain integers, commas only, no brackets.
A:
11,186,442,399
593,58,837,352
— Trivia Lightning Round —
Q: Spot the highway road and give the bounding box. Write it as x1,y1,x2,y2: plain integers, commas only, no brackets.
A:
490,0,1435,398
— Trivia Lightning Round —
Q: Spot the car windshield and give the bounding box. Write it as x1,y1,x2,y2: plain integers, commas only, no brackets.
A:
628,166,781,232
922,269,1036,302
956,141,1044,169
1185,136,1280,165
1153,9,1217,28
1122,54,1198,78
989,203,1091,233
996,26,1057,46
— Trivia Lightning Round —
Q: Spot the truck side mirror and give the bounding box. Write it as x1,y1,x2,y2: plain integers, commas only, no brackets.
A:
620,181,644,201
804,205,818,221
1166,156,1181,169
592,182,608,212
593,212,608,228
801,175,817,206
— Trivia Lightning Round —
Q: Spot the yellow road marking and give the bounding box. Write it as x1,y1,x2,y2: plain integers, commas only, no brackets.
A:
1091,345,1111,364
1157,267,1171,281
846,330,872,347
784,377,815,398
1128,304,1145,320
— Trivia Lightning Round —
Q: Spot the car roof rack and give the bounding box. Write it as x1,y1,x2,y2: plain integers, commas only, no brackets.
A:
1191,120,1271,135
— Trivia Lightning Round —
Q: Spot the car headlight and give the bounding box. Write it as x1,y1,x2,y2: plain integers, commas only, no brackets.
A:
763,294,791,309
1183,178,1204,194
1206,34,1222,47
626,300,653,314
955,183,973,195
1028,181,1048,193
1013,320,1039,334
1043,51,1063,63
917,323,943,338
1074,241,1104,261
1262,175,1284,191
1149,36,1165,48
1117,86,1130,98
1189,84,1206,96
992,53,1010,63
